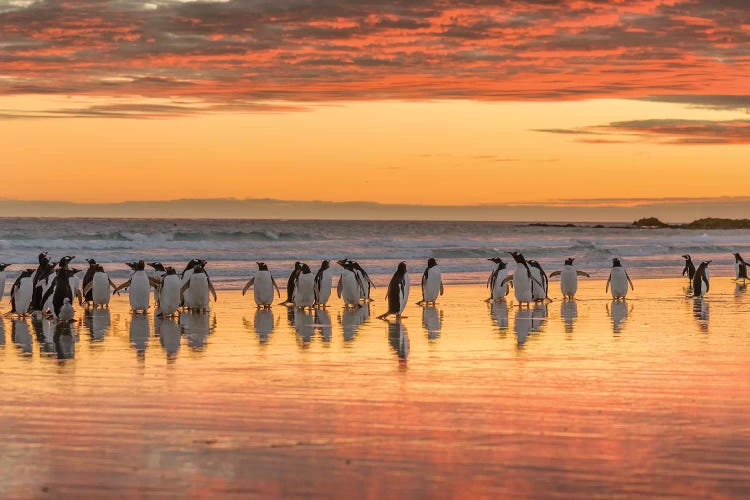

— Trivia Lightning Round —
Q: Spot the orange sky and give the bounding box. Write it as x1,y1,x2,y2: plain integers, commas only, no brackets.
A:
0,1,749,206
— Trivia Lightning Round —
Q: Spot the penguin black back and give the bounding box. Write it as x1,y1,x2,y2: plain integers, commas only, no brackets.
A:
385,262,408,315
692,261,711,295
83,258,98,301
682,255,696,280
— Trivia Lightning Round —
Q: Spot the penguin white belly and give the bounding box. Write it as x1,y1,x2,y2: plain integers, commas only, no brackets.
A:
294,274,315,308
187,274,210,310
610,268,629,298
59,300,75,322
513,264,533,303
181,269,194,305
0,271,6,302
399,274,410,314
69,275,81,298
253,271,275,306
92,273,111,306
159,276,180,315
560,267,578,297
423,267,441,303
530,267,545,300
492,268,509,301
316,269,333,305
15,278,33,314
129,271,150,311
341,271,361,306
42,277,55,312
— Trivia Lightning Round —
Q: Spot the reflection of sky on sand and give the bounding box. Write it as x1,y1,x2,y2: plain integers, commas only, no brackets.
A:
0,279,748,498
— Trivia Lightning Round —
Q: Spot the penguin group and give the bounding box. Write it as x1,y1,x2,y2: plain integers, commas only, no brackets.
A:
4,251,750,322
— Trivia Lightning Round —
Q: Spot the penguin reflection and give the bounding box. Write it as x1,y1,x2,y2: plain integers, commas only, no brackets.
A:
53,321,76,359
422,305,442,340
31,314,55,355
387,319,409,361
560,299,578,334
0,317,5,348
247,308,276,343
129,312,151,356
735,282,747,296
531,302,548,333
180,311,214,350
339,302,370,342
692,297,709,331
86,308,111,341
293,307,316,344
607,300,631,334
11,318,33,355
155,315,181,358
315,308,332,343
490,301,509,333
514,308,532,346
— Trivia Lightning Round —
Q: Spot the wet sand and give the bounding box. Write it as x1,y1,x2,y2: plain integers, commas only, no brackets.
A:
1,279,749,498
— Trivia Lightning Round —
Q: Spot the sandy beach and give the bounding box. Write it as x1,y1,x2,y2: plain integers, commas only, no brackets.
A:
1,278,749,498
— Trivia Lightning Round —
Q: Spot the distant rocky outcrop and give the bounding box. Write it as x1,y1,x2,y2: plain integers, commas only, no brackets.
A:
631,217,750,230
632,217,671,228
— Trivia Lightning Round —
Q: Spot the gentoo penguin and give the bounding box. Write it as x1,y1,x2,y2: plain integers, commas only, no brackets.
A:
377,262,409,320
503,251,543,306
58,298,75,322
179,258,202,307
486,257,510,302
0,263,10,303
336,259,365,307
733,253,749,282
113,260,152,313
181,261,216,311
31,252,55,311
40,256,76,317
351,261,375,302
313,260,334,307
293,263,315,309
156,267,181,316
548,258,590,299
418,258,444,305
606,258,634,299
9,269,34,315
281,261,303,305
148,262,167,304
82,259,98,304
82,264,118,308
68,267,84,306
527,260,549,301
692,260,711,297
242,262,281,309
681,255,696,282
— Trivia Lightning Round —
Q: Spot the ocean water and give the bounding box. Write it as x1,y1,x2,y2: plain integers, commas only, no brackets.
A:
1,218,750,290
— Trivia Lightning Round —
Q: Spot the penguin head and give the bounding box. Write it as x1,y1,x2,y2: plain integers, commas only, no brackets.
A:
335,259,347,268
136,260,145,271
294,261,302,270
63,297,71,305
734,253,742,262
427,258,438,268
682,254,691,261
96,264,105,273
257,262,269,271
185,258,201,270
528,260,542,270
148,262,166,272
0,263,10,272
300,263,311,274
125,261,138,271
38,252,49,265
86,258,97,266
488,257,503,264
59,256,75,268
701,260,712,267
564,257,575,266
509,251,525,263
22,268,35,278
612,258,622,267
194,262,206,273
164,266,176,275
397,262,407,273
320,260,330,269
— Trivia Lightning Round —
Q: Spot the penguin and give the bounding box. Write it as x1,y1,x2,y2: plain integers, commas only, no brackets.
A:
692,260,711,297
30,252,55,311
377,262,409,320
527,260,549,301
68,267,84,306
350,261,375,302
733,253,749,282
548,258,590,299
82,258,98,304
503,251,544,306
113,260,153,313
156,267,181,316
179,258,202,307
40,256,76,317
242,262,281,309
82,264,119,308
606,258,634,299
681,255,696,282
181,261,216,311
58,298,75,322
8,269,34,315
486,257,510,302
148,262,167,305
336,259,365,307
313,260,334,307
281,261,303,305
293,263,315,309
418,258,444,305
0,263,10,303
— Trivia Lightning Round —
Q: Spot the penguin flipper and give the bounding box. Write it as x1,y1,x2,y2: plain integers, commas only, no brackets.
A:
75,287,84,306
207,277,218,302
549,271,561,278
271,277,281,298
625,271,634,291
113,279,131,295
148,277,162,288
440,281,444,296
180,281,190,294
242,277,255,296
108,278,119,294
576,271,591,278
40,282,55,308
605,275,611,293
501,275,513,287
336,276,343,298
82,282,93,297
